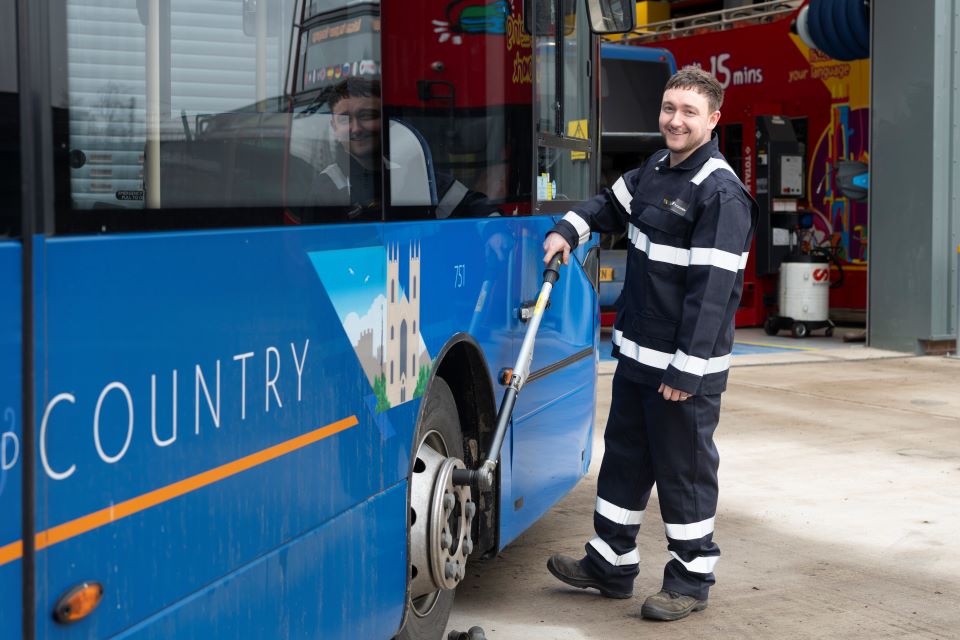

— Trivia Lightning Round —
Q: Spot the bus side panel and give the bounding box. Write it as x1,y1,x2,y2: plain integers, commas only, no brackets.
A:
34,226,413,638
390,217,521,392
0,242,22,637
115,483,407,640
502,380,595,547
502,218,599,547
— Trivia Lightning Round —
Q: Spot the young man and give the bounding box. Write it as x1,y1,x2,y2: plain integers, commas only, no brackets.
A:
543,66,758,621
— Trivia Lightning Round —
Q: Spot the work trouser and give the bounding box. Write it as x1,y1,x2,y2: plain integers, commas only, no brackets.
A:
581,373,722,601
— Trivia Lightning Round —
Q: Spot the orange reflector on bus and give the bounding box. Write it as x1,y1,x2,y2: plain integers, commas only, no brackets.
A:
53,582,103,624
498,368,513,385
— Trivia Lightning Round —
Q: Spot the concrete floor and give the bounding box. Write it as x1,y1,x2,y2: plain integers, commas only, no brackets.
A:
446,337,960,639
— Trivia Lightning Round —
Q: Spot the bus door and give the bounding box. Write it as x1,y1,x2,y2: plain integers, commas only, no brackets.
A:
1,0,23,633
502,0,602,545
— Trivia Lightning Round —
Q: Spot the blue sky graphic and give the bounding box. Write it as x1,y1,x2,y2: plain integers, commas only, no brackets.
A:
309,247,386,322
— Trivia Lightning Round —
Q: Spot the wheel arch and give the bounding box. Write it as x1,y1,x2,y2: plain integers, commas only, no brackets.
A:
397,333,500,637
429,332,499,557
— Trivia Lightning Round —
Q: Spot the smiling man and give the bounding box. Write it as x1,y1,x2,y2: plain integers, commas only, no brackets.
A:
543,66,758,622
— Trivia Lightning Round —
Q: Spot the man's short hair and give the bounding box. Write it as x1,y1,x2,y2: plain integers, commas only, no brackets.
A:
327,77,381,110
664,66,723,112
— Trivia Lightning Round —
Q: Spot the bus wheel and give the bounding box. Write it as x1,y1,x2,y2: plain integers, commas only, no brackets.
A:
398,377,475,640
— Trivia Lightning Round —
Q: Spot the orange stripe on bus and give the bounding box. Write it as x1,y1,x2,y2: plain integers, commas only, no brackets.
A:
0,540,22,566
0,416,358,567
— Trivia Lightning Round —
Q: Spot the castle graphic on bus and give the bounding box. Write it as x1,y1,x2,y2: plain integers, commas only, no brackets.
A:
310,242,431,412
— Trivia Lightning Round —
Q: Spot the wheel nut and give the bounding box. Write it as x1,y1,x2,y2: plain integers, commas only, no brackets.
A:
445,560,455,580
464,538,474,555
441,532,452,550
443,493,455,511
465,501,476,519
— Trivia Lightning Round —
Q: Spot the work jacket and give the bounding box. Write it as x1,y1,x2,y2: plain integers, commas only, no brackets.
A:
550,136,758,395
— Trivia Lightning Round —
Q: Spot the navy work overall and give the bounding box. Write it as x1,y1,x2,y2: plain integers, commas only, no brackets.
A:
549,136,758,599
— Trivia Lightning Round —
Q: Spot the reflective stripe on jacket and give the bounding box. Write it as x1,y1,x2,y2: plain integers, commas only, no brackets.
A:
550,136,759,395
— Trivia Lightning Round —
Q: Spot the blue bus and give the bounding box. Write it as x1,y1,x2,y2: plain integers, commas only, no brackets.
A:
0,0,632,637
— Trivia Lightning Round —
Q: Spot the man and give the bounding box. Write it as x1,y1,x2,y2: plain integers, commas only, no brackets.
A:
307,77,498,221
543,66,758,621
307,77,384,219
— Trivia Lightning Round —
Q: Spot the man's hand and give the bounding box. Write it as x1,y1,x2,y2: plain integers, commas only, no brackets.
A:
543,232,571,266
659,383,691,402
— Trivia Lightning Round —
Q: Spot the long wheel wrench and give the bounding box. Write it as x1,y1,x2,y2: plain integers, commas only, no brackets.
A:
453,254,563,490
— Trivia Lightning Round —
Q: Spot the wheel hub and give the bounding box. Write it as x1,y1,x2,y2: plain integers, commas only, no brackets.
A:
410,436,475,600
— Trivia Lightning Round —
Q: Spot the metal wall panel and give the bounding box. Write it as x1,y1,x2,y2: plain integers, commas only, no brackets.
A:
870,0,960,352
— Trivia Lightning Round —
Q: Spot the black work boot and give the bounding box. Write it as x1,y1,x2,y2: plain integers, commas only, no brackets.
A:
640,590,708,621
546,554,633,599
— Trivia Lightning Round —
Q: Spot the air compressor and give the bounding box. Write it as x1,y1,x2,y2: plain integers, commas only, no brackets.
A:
763,211,839,338
765,252,834,338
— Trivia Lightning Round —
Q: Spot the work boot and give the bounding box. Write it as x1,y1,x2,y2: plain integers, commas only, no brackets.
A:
640,590,708,621
546,554,633,599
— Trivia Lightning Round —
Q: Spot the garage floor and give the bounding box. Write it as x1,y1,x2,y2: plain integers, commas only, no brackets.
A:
446,335,960,639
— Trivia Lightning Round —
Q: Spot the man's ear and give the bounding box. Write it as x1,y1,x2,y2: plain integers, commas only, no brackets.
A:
707,109,721,131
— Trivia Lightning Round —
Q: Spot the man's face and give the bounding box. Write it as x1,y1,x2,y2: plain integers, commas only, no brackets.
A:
330,95,381,163
658,87,720,159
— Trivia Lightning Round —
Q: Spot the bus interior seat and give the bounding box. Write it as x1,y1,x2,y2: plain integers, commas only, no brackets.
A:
387,118,438,207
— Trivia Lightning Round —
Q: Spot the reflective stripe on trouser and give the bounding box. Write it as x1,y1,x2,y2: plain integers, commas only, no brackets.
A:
581,373,722,600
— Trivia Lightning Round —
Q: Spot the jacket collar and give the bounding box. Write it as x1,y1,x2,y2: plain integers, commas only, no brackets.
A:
665,133,720,171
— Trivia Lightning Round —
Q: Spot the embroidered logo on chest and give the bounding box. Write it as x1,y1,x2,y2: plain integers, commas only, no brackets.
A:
662,197,689,216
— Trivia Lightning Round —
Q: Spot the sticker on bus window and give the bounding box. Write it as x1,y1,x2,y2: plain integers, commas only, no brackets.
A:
567,119,588,161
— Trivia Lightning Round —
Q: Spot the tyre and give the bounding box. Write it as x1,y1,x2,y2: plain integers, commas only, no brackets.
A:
396,377,471,640
791,322,809,339
763,316,779,336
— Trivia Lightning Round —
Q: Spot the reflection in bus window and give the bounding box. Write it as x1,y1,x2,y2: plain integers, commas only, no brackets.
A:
59,0,388,224
380,0,529,218
303,77,383,220
0,0,19,237
62,0,302,212
294,77,501,223
59,1,497,226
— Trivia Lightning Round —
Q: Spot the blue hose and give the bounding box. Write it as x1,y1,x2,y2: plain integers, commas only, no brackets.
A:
806,0,869,61
846,0,870,55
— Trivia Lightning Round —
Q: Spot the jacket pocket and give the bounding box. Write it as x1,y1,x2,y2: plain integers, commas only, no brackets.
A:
634,205,691,277
637,204,691,238
632,313,678,351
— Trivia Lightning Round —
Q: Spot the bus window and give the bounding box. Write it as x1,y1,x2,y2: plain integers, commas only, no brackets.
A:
0,0,19,237
53,0,388,232
379,1,524,219
534,0,593,206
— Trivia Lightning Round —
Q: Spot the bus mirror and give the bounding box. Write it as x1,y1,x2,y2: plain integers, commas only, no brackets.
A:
387,119,439,208
585,0,635,34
